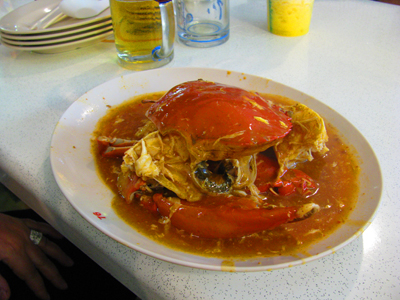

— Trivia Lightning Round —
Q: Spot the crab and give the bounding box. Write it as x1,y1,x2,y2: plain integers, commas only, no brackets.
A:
97,80,329,239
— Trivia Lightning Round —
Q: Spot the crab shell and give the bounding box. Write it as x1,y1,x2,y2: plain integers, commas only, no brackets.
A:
146,80,292,162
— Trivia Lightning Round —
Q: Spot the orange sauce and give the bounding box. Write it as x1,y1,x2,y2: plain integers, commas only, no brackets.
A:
91,92,360,259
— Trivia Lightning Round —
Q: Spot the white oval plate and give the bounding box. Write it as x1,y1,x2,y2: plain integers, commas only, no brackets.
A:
0,0,110,35
50,68,382,272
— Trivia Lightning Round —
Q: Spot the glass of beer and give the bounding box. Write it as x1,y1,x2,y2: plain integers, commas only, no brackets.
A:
110,0,175,70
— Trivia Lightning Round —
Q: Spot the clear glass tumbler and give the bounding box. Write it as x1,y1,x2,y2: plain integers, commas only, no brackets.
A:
175,0,229,48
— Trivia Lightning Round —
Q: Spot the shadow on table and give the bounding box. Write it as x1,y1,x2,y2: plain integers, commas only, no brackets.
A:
0,184,141,300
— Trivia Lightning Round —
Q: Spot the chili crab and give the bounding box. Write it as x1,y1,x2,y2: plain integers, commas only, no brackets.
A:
97,80,329,239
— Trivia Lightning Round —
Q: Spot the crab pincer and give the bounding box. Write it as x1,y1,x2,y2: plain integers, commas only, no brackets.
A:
152,194,319,239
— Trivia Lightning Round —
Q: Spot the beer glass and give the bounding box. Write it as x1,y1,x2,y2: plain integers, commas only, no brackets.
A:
110,0,175,70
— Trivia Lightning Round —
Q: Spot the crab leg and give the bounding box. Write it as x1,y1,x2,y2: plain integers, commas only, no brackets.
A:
152,194,318,239
255,153,318,197
274,169,318,197
97,136,137,158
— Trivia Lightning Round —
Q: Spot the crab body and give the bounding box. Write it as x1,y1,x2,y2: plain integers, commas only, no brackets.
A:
146,80,293,161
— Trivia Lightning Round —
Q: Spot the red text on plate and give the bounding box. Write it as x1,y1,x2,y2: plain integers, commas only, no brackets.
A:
93,212,106,220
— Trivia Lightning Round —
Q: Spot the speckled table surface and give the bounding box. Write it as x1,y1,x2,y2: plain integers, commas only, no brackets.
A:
1,0,399,299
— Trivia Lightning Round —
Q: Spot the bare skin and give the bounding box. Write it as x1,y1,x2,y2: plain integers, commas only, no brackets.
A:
0,213,74,300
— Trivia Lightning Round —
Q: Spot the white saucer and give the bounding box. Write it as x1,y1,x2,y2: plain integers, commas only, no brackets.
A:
0,0,111,35
1,19,112,41
1,30,113,54
1,25,112,46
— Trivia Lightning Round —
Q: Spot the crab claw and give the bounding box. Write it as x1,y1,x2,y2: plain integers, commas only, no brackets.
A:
152,194,319,239
117,173,146,204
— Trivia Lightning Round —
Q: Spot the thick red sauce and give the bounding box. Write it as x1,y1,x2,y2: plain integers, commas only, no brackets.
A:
91,92,360,259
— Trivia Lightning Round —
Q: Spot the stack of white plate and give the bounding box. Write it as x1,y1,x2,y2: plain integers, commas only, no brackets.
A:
0,0,113,54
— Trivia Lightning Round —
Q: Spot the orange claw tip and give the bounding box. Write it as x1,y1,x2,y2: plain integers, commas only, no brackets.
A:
293,203,320,221
152,194,302,239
